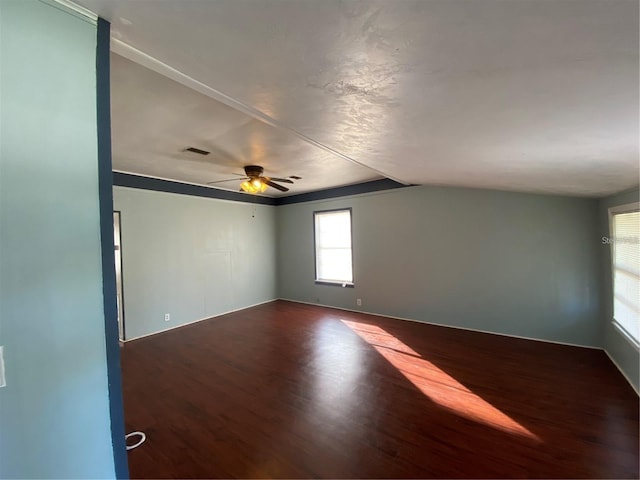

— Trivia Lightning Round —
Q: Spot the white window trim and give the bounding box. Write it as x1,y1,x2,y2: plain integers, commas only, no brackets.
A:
612,321,640,351
608,201,640,350
313,208,355,287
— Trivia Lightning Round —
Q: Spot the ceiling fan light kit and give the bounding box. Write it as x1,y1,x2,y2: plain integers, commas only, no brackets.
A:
240,178,269,194
207,164,300,195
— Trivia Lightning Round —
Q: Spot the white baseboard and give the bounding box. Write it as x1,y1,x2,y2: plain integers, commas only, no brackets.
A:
604,349,640,395
278,298,602,350
123,298,278,342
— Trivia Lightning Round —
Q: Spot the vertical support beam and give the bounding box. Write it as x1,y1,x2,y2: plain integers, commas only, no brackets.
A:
96,17,129,479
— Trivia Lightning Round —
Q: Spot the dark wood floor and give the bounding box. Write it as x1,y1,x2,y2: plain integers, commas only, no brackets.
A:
121,300,639,478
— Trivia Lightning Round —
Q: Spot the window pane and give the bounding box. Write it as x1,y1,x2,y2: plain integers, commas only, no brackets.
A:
317,248,353,283
316,212,351,248
614,212,640,275
612,209,640,343
614,295,639,340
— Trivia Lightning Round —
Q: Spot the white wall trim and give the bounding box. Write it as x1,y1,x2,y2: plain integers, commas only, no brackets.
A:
46,0,98,23
611,321,640,352
123,299,277,342
278,298,602,350
604,349,640,395
608,201,640,215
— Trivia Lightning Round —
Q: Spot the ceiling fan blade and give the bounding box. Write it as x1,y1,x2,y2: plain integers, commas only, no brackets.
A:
207,177,247,184
264,179,289,192
270,177,294,183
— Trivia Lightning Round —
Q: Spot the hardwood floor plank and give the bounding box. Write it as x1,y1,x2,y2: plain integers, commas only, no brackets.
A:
121,300,639,478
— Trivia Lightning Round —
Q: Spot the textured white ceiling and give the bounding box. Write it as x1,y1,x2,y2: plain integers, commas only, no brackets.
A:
111,54,382,196
80,0,639,197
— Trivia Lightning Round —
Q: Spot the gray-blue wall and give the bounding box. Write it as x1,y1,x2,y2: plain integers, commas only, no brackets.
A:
0,1,115,477
598,187,640,393
113,187,277,340
277,186,602,347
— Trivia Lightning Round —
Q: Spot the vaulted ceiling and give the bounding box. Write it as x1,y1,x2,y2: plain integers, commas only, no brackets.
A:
78,0,639,198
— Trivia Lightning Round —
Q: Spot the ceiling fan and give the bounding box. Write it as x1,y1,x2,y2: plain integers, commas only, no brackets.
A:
207,165,301,193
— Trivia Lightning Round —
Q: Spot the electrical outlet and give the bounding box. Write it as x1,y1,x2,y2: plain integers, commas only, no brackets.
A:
357,298,362,306
164,313,170,322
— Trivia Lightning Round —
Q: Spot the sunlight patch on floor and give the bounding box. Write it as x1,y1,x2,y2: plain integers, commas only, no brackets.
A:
340,319,541,442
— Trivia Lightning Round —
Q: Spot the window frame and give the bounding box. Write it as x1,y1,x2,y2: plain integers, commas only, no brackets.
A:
608,201,640,350
313,207,355,287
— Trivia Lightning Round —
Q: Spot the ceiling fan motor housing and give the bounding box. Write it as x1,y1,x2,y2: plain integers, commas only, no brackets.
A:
244,165,264,178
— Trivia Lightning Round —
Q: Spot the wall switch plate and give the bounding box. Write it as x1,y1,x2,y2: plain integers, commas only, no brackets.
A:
164,313,170,322
357,298,362,306
0,346,6,388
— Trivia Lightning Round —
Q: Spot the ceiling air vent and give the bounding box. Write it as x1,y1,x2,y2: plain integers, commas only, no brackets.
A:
183,147,210,156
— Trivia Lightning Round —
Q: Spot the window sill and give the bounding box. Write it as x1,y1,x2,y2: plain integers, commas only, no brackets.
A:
315,280,354,288
612,320,640,352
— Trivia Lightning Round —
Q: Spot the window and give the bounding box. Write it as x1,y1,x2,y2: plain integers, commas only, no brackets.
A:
314,209,353,286
609,203,640,347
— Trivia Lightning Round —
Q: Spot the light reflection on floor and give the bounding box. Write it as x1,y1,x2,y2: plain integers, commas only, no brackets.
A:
340,319,541,442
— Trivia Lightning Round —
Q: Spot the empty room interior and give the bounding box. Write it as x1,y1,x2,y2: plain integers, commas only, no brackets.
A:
1,0,639,479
